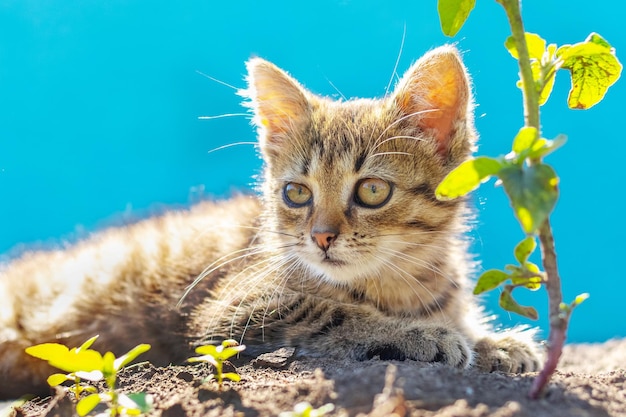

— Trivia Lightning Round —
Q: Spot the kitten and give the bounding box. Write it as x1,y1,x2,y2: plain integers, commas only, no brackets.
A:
0,45,540,399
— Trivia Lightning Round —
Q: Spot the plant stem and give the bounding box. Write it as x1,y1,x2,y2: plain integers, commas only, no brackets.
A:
496,0,539,130
497,0,567,398
529,220,566,398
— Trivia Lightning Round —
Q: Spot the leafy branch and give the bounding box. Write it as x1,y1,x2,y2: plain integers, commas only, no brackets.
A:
436,0,621,398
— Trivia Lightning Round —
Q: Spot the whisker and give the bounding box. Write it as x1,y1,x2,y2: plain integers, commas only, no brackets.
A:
372,254,437,316
224,225,299,239
374,230,449,238
207,141,257,154
177,242,296,306
196,70,240,90
385,22,407,96
205,253,290,336
379,247,458,289
366,151,413,160
232,255,297,341
257,256,301,341
326,77,348,101
370,135,426,153
384,239,449,253
370,109,439,149
199,113,251,121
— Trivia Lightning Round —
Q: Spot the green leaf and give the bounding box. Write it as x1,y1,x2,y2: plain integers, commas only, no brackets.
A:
195,344,219,356
499,163,559,233
120,393,154,414
222,372,241,382
25,343,69,361
218,345,246,361
188,354,218,366
538,44,558,106
527,134,567,159
437,0,476,37
436,157,502,200
512,127,538,156
558,32,622,109
573,292,590,307
102,351,116,380
76,394,101,417
46,373,70,387
47,349,104,373
514,236,536,264
77,335,99,352
499,287,539,320
473,270,510,295
510,272,542,291
113,344,151,371
505,32,546,60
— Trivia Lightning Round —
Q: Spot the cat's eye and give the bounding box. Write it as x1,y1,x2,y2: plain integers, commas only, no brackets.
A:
283,182,313,207
354,178,392,208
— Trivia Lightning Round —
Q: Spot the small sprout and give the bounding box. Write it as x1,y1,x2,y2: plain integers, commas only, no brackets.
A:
559,293,590,320
25,336,152,416
279,402,335,417
188,339,246,390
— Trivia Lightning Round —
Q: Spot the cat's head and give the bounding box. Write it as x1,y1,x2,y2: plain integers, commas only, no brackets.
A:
241,46,476,285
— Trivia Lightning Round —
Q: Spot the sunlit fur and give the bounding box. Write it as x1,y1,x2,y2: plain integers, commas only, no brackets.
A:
0,46,540,399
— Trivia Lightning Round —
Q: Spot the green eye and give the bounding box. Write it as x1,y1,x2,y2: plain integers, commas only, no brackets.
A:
283,182,312,207
355,178,392,208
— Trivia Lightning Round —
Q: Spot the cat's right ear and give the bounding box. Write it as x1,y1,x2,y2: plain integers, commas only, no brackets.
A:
240,58,312,156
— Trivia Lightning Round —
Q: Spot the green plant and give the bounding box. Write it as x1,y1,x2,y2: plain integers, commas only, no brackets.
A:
187,339,246,390
25,336,152,416
435,0,621,398
279,402,335,417
25,335,101,399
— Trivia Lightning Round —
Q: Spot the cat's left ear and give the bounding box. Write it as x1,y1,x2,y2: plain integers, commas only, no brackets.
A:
240,58,312,157
391,45,474,157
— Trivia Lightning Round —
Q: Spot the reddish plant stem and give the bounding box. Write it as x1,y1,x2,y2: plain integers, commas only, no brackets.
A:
529,220,567,398
497,0,568,398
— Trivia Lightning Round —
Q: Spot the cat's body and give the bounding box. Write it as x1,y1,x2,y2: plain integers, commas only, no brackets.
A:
0,46,540,399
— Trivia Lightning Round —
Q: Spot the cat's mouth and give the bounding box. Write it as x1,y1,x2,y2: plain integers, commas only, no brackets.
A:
321,255,346,267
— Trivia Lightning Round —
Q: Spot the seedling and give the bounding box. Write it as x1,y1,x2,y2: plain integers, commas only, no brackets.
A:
279,402,335,417
25,335,100,399
436,0,621,398
25,336,153,416
187,339,246,390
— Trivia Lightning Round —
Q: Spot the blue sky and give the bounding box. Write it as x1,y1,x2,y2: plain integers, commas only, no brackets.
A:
1,1,624,343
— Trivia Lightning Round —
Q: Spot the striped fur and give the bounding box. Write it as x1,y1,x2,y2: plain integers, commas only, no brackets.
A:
0,46,540,399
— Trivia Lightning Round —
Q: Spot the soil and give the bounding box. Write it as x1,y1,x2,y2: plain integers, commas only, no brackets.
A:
8,339,626,417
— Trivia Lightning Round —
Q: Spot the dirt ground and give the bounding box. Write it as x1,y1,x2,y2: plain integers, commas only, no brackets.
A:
8,338,626,417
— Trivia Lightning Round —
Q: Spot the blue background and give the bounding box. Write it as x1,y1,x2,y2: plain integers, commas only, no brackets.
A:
1,1,624,343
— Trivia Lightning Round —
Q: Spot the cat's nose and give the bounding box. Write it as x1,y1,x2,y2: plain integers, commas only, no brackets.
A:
311,230,338,251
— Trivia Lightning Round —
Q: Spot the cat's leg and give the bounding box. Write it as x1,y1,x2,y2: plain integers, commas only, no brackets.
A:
204,295,474,368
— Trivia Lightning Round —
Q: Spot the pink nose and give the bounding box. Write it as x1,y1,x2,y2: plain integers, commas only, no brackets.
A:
312,231,338,251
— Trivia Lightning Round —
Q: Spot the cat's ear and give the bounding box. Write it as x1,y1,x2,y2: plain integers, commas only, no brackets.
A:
391,45,472,157
241,58,312,154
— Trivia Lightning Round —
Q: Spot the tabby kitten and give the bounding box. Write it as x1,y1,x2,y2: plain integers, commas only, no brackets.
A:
0,45,540,399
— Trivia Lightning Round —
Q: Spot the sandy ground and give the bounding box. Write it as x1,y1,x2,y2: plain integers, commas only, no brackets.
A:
5,338,626,417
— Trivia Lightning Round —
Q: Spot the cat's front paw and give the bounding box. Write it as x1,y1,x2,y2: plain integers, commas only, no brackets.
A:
473,335,542,373
365,326,472,368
